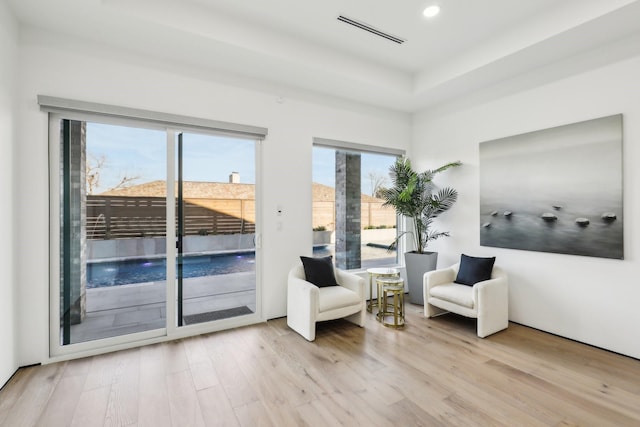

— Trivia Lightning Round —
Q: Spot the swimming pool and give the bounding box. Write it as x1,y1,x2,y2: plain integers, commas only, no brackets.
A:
87,252,256,288
87,246,395,288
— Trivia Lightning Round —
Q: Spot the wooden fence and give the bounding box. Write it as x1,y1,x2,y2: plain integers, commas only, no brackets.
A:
86,196,255,240
87,196,394,239
312,201,396,230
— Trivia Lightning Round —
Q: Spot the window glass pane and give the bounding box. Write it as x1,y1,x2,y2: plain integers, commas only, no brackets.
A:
176,132,257,327
312,146,398,270
60,120,167,345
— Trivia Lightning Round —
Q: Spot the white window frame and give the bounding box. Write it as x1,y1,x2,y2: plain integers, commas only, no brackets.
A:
312,137,406,271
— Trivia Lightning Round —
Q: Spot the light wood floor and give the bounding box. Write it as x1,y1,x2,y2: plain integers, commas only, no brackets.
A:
2,305,640,427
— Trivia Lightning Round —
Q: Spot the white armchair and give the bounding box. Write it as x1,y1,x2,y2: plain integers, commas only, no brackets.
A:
424,263,508,338
287,264,366,341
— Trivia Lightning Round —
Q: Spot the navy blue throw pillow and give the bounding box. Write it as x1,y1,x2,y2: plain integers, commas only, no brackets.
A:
454,254,496,286
300,255,338,287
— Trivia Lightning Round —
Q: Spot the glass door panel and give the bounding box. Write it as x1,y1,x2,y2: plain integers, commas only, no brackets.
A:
176,132,257,326
59,120,167,345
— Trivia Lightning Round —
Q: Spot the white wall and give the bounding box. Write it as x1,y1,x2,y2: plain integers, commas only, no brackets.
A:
0,1,18,387
15,29,411,365
413,55,640,359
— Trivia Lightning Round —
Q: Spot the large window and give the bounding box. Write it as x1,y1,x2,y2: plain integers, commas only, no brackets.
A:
43,96,266,357
312,139,404,270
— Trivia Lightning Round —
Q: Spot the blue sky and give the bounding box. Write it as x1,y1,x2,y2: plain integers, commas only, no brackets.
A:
87,123,255,193
87,123,395,195
312,146,397,195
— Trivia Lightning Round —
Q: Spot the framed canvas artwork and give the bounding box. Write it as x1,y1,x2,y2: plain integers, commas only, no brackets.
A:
479,114,623,259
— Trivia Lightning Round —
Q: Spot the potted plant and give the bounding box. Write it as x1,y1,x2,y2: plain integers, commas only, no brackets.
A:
312,225,333,246
380,156,461,304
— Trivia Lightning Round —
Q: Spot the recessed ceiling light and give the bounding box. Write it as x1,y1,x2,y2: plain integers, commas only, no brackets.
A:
423,5,440,18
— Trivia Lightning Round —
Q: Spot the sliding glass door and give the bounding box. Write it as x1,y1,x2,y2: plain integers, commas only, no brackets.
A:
50,113,260,356
175,131,257,327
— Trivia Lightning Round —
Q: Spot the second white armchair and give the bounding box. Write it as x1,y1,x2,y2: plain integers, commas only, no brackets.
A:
424,255,508,338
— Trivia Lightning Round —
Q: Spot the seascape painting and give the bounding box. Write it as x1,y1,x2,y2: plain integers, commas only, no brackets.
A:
479,114,623,259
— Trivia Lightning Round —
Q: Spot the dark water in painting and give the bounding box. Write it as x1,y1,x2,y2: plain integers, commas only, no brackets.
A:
480,196,623,259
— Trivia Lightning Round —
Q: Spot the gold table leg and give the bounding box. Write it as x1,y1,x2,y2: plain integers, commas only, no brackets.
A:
379,282,405,329
367,273,380,313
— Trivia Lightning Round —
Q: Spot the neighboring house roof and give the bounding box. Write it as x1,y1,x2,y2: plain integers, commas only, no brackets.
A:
99,180,384,202
99,180,255,199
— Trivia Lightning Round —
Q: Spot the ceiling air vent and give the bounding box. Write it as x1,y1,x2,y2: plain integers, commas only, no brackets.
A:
337,15,406,44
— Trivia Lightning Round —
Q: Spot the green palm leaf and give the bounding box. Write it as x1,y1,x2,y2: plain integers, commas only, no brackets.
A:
380,156,461,253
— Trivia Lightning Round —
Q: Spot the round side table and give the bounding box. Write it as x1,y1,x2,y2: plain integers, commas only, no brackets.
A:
366,268,399,313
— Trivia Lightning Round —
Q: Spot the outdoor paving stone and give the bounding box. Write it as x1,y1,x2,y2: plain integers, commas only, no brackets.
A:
70,272,257,342
113,307,164,327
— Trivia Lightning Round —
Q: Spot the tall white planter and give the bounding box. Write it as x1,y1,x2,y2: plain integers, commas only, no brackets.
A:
404,251,438,305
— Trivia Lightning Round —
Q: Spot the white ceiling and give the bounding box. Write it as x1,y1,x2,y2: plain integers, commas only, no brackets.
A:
8,0,640,112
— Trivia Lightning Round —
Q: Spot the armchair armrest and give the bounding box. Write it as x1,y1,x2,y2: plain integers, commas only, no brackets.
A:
424,265,457,291
473,274,509,338
287,273,320,341
423,266,456,318
473,276,508,309
288,275,319,317
335,269,365,298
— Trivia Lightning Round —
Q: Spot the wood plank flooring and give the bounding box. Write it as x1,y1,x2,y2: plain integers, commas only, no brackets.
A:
2,305,640,426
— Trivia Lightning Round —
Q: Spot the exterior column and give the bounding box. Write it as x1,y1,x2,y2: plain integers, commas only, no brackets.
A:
67,120,87,324
335,151,361,270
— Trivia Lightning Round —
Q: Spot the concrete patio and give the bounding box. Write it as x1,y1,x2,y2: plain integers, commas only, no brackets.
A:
68,271,256,344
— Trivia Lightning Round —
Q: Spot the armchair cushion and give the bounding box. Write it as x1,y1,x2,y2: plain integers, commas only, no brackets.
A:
300,255,338,287
318,286,362,312
454,254,495,286
429,283,474,309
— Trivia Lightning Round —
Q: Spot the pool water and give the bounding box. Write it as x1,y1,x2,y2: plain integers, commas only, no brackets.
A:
87,252,256,288
87,246,396,288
